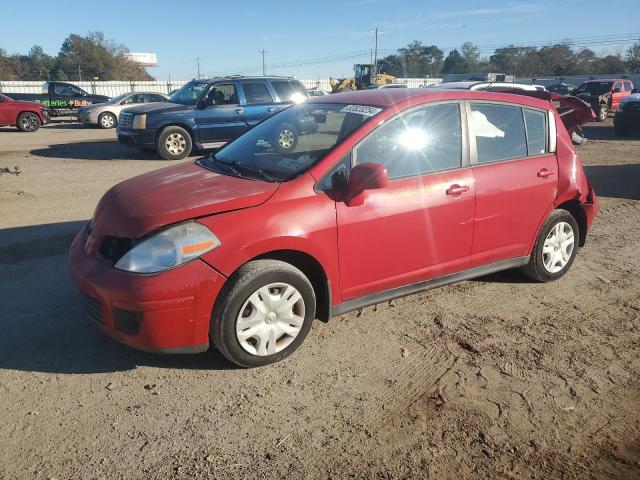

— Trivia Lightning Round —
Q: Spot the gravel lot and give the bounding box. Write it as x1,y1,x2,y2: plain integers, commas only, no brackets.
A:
0,119,639,479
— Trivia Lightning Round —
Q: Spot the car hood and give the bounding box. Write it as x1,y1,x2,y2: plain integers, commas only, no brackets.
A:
12,99,44,110
121,102,190,115
91,160,279,238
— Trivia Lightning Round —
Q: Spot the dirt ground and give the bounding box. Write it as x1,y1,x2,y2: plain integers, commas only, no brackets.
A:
0,119,639,479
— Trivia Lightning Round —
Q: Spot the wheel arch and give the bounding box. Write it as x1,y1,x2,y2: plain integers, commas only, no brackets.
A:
234,249,331,323
17,109,43,122
155,122,196,144
555,199,587,247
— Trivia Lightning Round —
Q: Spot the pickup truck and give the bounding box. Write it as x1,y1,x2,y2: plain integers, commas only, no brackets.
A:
5,81,110,117
574,79,636,122
116,76,311,160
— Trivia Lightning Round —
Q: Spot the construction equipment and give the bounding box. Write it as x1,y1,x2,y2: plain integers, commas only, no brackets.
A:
330,64,396,93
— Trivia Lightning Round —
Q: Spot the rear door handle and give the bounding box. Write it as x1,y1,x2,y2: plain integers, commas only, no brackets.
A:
446,184,470,196
537,168,555,178
235,108,243,115
266,107,276,113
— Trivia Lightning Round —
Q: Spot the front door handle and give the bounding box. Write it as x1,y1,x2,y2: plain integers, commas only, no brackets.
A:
235,108,243,115
537,168,555,178
446,184,470,196
266,107,276,113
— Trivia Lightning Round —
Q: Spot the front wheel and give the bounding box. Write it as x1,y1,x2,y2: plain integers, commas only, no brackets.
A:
157,126,192,160
596,104,608,122
98,112,116,129
520,209,579,282
272,122,298,154
211,260,316,368
17,112,41,132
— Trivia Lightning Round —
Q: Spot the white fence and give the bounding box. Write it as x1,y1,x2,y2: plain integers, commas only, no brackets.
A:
0,78,443,96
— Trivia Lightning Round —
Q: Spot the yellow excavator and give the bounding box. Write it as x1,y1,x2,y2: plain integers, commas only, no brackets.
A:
330,64,396,93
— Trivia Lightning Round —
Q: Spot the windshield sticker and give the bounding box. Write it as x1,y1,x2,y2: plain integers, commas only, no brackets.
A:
340,105,382,117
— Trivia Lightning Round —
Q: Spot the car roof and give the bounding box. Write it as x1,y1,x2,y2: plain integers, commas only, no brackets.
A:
204,75,299,83
306,88,552,110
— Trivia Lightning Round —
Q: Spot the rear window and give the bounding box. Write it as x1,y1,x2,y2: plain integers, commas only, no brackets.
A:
624,81,633,92
470,103,527,163
524,108,547,156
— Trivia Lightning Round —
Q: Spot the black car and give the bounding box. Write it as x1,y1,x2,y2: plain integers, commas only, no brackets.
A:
5,81,110,117
116,76,311,160
614,96,640,135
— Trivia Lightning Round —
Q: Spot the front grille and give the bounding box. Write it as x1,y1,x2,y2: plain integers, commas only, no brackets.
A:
99,236,134,265
79,291,103,324
119,112,133,128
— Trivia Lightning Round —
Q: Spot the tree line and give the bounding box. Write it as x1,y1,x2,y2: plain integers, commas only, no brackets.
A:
378,41,640,77
0,32,153,81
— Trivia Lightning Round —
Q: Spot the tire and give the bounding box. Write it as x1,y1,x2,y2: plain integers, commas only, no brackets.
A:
211,260,316,368
520,209,579,282
98,112,116,129
272,122,298,154
596,104,608,122
157,126,192,160
17,112,41,132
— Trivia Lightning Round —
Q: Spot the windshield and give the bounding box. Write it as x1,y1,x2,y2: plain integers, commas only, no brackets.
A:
199,102,384,182
169,81,207,105
576,82,612,95
109,93,130,104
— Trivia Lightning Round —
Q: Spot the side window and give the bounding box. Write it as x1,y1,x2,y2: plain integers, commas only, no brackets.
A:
271,80,294,102
125,94,145,104
242,82,274,105
54,84,83,96
613,82,622,92
470,103,527,163
146,94,166,103
205,84,238,106
623,81,633,92
355,103,462,180
523,108,547,156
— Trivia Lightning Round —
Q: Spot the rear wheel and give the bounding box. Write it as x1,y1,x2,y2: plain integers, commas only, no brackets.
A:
211,260,316,368
520,209,579,282
17,112,41,132
98,112,116,129
157,126,192,160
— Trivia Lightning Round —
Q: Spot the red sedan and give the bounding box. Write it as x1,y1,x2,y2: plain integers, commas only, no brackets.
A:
69,88,599,367
0,94,48,131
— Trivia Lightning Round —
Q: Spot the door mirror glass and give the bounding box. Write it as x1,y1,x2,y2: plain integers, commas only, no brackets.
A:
345,162,388,206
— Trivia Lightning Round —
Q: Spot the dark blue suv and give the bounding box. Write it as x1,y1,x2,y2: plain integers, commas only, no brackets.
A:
117,76,310,160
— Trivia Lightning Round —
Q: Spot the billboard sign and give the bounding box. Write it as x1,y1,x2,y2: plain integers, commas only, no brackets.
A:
125,52,158,67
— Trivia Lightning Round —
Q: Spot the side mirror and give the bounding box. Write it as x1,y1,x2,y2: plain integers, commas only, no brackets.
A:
345,162,388,207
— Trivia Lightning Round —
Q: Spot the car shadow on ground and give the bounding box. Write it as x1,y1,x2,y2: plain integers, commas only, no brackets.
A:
584,163,640,200
581,123,640,141
0,221,234,374
31,140,205,161
31,140,164,161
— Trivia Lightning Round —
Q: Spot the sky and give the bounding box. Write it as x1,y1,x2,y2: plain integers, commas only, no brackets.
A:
1,0,639,80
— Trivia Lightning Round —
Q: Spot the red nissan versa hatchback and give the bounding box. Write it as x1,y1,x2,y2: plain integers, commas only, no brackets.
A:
69,89,599,367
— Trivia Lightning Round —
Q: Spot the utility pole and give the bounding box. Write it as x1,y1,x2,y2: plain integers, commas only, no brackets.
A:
370,28,384,75
77,54,82,82
196,57,201,79
259,50,268,76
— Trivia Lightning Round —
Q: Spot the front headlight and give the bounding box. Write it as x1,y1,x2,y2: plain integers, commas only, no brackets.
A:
114,221,220,273
132,113,147,129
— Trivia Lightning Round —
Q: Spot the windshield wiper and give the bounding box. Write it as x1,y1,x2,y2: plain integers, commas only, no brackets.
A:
235,163,280,182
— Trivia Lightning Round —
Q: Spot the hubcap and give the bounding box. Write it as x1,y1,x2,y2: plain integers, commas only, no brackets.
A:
236,282,305,356
278,129,294,149
166,133,186,155
101,115,114,127
542,221,575,273
21,114,38,131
